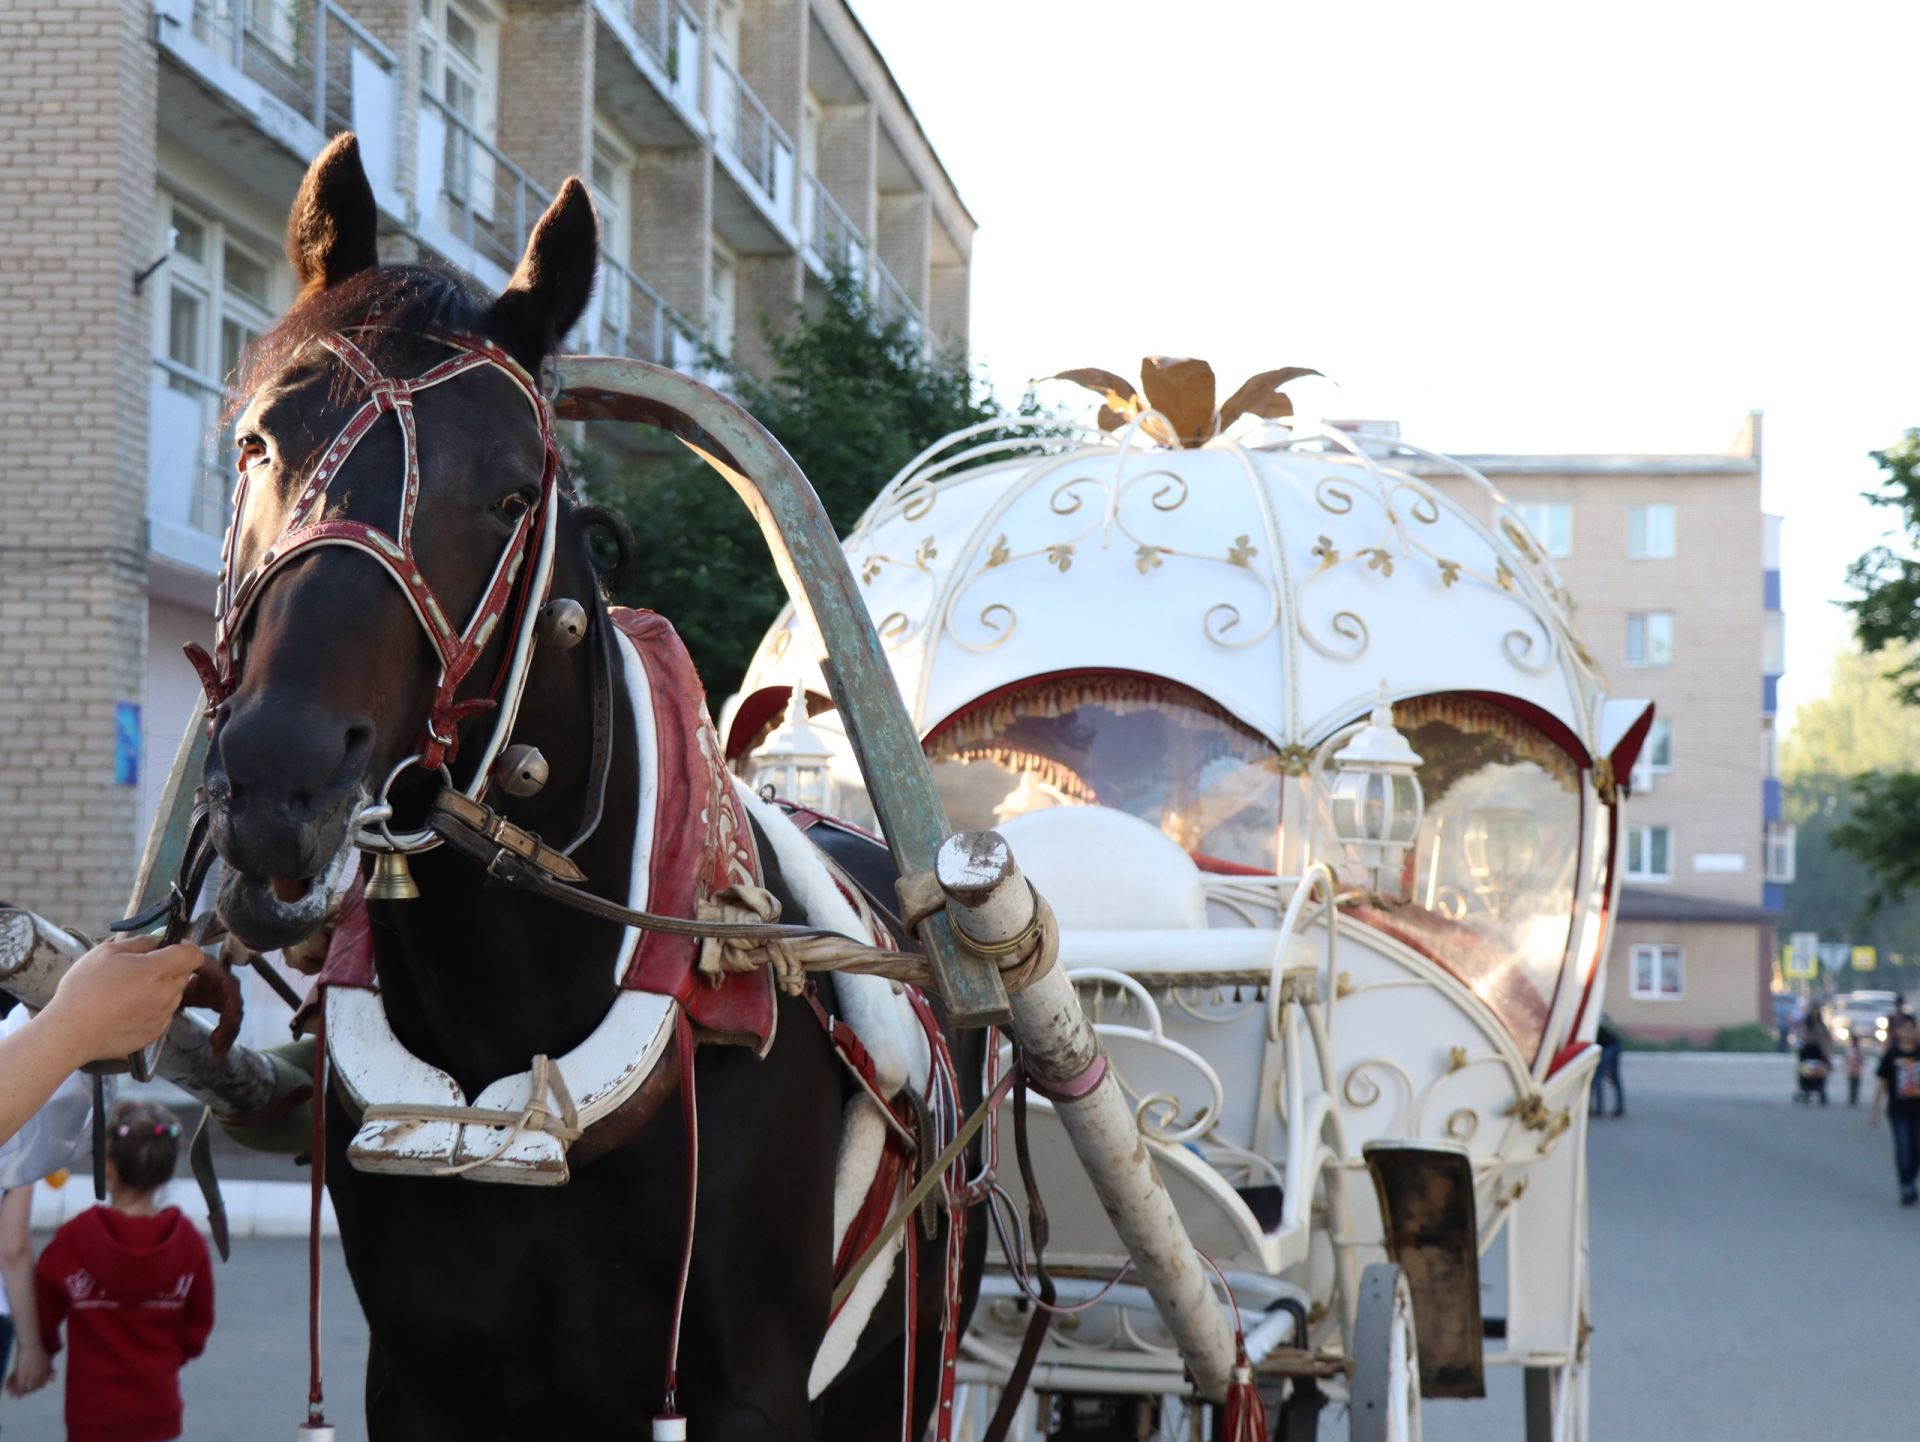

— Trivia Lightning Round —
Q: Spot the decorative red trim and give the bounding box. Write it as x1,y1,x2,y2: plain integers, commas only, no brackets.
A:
1024,1051,1109,1105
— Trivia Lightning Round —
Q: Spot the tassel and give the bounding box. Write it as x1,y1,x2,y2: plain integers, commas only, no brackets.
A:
1221,1341,1267,1442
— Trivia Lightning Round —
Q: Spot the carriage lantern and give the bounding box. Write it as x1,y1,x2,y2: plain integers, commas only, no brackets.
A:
746,681,839,813
1326,686,1424,897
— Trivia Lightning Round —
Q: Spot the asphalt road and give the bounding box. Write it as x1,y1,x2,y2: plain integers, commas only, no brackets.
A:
0,1053,1909,1439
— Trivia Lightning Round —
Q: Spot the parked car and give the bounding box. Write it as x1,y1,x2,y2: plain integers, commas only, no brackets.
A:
1827,990,1899,1047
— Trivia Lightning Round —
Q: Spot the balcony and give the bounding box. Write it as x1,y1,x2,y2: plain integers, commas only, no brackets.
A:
147,359,231,583
593,253,698,368
594,0,704,143
709,53,797,249
153,0,402,214
801,174,924,345
416,95,550,290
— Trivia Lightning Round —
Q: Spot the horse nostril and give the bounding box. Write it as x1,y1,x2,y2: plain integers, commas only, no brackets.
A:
342,722,375,767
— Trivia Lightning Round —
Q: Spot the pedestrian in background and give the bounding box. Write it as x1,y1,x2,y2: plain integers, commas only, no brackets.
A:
1846,1035,1867,1107
1796,1024,1831,1105
1870,1012,1920,1207
1591,1017,1624,1117
19,1099,213,1441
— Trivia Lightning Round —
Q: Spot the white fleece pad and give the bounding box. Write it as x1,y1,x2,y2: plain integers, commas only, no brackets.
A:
731,782,930,1396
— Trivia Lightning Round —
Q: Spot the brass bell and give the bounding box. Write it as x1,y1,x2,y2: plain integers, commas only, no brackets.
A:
493,744,549,798
536,598,588,649
365,850,420,902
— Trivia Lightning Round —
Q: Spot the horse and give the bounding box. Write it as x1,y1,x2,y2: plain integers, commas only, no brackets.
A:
200,131,986,1440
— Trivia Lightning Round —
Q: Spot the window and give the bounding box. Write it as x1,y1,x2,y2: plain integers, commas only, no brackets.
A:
1630,944,1684,1000
1515,502,1573,559
1625,612,1674,667
1765,822,1797,883
151,193,282,536
1628,503,1676,559
421,0,498,211
1630,719,1673,792
1625,824,1671,881
591,123,633,267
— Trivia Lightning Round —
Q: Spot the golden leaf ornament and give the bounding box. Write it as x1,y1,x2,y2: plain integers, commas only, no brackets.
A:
1052,356,1320,449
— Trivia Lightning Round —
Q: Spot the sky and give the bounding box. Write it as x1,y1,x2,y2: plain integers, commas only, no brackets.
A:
850,0,1920,729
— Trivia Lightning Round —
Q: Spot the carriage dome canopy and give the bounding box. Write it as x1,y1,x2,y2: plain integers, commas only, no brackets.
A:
730,417,1614,769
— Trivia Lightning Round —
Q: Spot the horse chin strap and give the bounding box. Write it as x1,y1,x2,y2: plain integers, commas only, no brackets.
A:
187,327,613,872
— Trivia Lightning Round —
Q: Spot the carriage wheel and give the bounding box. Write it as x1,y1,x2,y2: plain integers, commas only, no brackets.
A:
1349,1262,1421,1442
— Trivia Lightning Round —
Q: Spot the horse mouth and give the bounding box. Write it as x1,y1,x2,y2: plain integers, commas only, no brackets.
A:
217,824,361,952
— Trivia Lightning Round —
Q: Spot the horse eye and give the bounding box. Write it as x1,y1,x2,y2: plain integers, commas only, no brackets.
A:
235,435,268,472
494,490,535,520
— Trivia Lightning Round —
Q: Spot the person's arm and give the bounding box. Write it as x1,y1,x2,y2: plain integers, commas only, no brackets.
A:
0,936,201,1145
0,1188,48,1395
29,1226,70,1372
180,1232,214,1362
1871,1057,1892,1126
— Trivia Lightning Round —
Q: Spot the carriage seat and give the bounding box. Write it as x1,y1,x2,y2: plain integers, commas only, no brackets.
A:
997,807,1208,931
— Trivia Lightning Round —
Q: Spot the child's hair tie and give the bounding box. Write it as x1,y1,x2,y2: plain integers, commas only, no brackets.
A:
113,1124,131,1137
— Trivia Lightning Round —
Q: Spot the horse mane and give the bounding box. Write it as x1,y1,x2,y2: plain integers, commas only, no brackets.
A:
229,264,495,426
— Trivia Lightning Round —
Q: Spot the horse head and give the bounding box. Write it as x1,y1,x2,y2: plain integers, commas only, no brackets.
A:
205,132,604,952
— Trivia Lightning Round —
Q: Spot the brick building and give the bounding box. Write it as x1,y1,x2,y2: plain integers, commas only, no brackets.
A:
1420,415,1788,1043
0,0,973,932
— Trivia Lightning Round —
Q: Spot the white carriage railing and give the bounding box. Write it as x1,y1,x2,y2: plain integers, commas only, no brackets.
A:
709,52,795,221
187,0,397,141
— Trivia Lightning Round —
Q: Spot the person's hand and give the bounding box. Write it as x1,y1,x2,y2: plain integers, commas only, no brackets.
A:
39,935,201,1065
1870,1110,1882,1129
7,1342,52,1394
182,954,245,1057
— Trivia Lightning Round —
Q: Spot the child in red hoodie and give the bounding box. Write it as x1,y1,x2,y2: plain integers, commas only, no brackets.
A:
28,1100,214,1442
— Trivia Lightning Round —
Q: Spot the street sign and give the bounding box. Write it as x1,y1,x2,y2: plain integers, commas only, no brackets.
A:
1853,945,1878,972
1819,942,1852,973
1786,932,1819,979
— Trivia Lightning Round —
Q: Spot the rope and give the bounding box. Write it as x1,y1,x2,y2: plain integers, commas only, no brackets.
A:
359,1054,581,1177
695,873,1059,999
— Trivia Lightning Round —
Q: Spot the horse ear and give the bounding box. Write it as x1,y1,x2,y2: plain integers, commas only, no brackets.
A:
285,132,380,292
491,178,599,370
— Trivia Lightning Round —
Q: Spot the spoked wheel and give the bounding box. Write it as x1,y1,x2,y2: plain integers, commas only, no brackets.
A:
1350,1262,1421,1442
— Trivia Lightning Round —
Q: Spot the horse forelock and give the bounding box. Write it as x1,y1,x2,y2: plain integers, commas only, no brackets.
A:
225,264,496,430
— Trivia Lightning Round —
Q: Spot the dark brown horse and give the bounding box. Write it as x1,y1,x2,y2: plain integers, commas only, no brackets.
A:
205,132,983,1440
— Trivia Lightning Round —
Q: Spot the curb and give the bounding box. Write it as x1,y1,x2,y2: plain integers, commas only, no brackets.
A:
30,1178,337,1239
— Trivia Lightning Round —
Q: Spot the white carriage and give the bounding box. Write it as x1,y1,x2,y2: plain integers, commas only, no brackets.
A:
727,385,1654,1440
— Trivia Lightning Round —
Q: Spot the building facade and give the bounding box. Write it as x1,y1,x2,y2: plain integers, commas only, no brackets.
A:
1423,414,1788,1043
0,0,973,933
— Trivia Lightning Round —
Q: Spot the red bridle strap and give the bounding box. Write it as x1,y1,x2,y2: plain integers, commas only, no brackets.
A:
189,330,560,775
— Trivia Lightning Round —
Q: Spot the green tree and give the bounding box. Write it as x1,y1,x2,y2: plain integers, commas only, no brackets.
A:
1782,648,1920,993
585,269,1037,691
1832,428,1920,935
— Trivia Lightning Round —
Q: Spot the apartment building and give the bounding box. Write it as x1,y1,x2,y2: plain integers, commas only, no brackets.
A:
0,0,973,932
1422,414,1788,1043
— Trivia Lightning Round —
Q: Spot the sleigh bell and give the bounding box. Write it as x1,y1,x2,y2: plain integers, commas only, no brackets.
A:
492,744,549,798
364,849,421,902
536,598,588,648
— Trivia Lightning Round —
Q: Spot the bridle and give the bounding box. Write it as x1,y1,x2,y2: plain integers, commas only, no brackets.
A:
184,328,564,854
